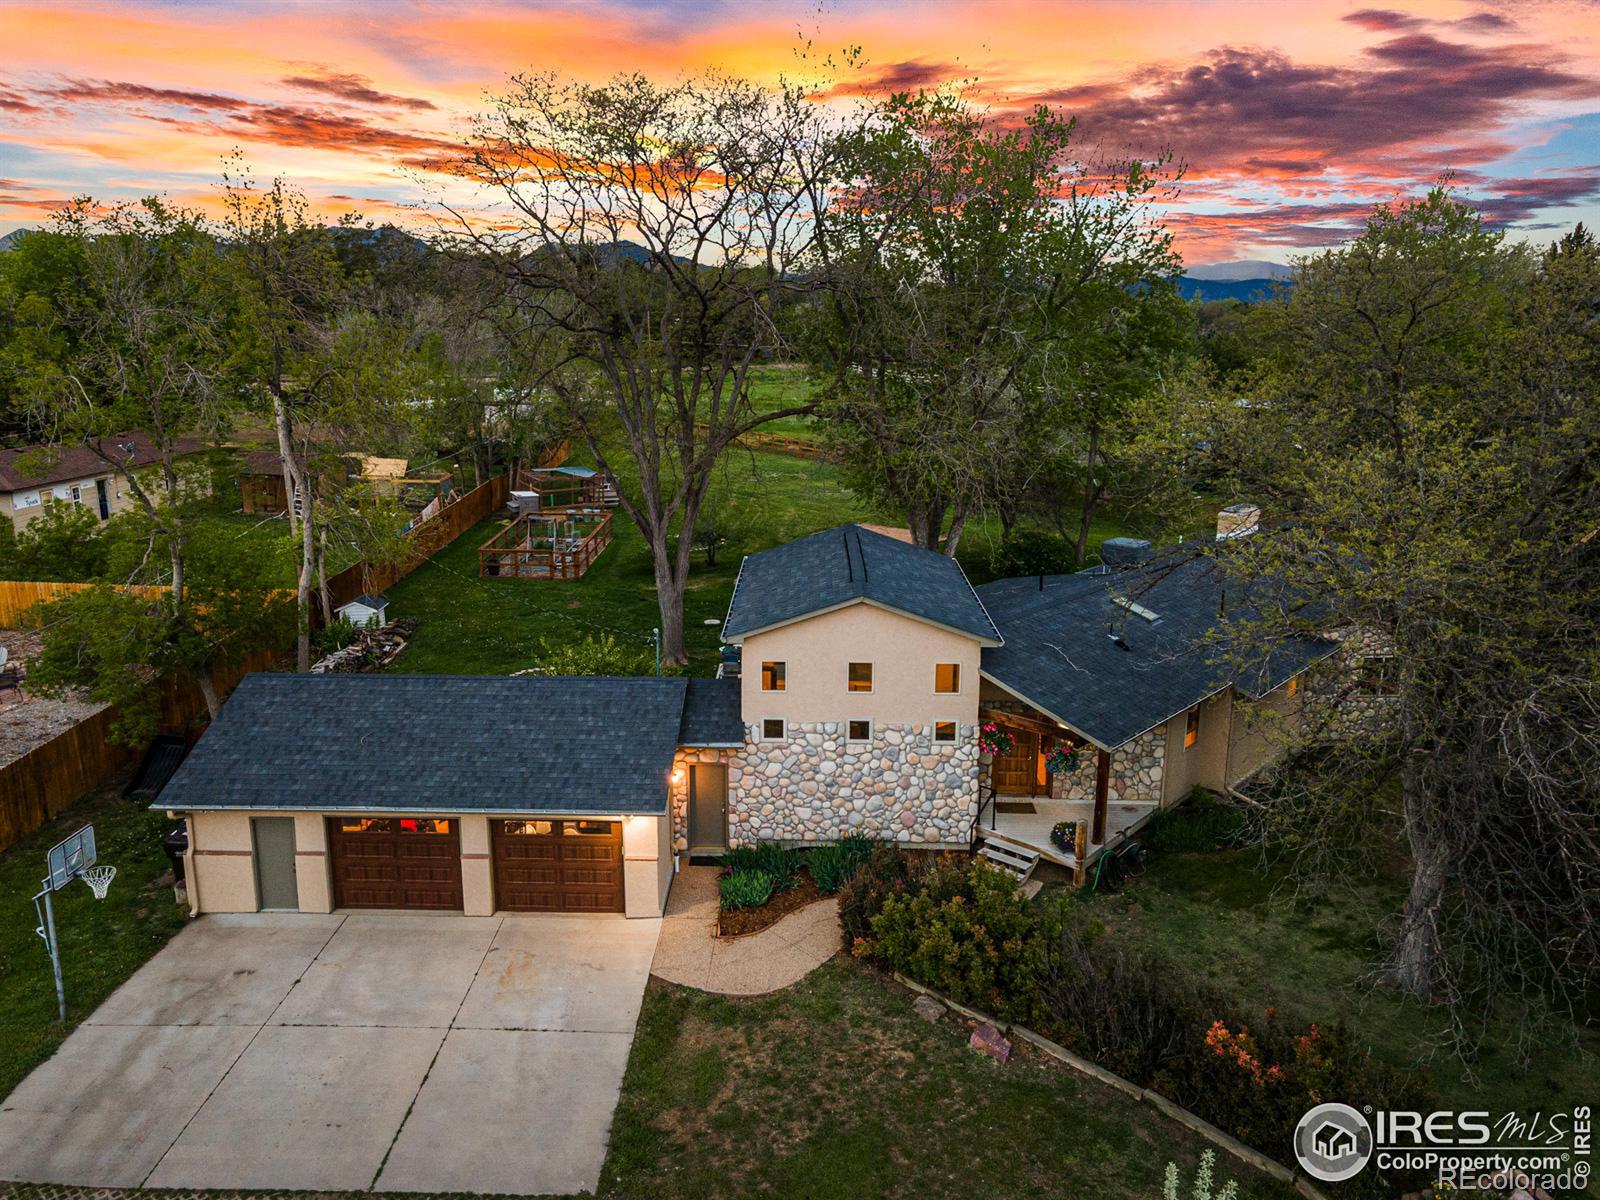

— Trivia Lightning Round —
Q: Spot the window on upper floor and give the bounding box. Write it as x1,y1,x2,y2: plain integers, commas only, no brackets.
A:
847,719,871,743
933,721,958,744
761,661,786,692
934,663,960,694
847,662,873,693
761,717,786,741
1185,706,1200,749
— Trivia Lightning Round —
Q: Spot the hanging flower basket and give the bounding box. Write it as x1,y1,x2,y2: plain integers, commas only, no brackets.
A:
1043,745,1080,776
1050,821,1079,852
976,722,1015,758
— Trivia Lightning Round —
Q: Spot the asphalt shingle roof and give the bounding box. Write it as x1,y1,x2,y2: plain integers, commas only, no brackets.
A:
0,431,206,492
978,552,1335,749
678,677,744,746
721,524,1002,644
158,673,689,815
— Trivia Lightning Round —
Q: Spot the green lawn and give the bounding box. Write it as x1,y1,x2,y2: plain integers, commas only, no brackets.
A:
743,362,822,438
603,958,1291,1200
1080,837,1597,1118
0,777,189,1102
385,449,890,676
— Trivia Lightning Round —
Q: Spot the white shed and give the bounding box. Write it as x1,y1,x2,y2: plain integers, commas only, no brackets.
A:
335,593,389,628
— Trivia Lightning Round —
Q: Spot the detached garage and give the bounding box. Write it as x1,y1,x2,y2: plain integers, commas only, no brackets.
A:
157,674,703,919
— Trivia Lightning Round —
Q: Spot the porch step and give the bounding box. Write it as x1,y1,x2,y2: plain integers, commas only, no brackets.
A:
976,839,1040,883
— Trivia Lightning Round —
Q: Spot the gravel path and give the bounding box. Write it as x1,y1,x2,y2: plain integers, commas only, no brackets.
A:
0,627,108,767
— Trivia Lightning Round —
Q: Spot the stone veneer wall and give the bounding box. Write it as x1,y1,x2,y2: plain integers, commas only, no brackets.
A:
701,722,980,848
1047,725,1166,805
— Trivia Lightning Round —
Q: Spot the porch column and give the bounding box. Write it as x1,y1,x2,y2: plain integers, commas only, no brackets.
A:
1092,748,1110,843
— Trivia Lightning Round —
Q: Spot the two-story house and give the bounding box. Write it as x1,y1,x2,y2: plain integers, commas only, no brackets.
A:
156,523,1333,920
0,432,207,533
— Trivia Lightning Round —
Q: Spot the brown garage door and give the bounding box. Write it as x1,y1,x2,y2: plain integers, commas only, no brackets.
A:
328,817,463,910
492,818,624,913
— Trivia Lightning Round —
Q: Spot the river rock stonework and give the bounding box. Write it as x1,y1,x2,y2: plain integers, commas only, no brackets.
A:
1048,725,1166,804
696,722,979,848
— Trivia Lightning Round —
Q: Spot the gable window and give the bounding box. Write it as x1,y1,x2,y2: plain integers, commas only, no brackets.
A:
761,661,787,692
934,663,961,693
933,721,958,744
847,719,872,743
1285,676,1299,698
1184,707,1200,749
761,717,786,741
847,662,873,693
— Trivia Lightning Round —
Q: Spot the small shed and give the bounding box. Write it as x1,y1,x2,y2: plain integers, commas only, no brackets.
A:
336,593,389,628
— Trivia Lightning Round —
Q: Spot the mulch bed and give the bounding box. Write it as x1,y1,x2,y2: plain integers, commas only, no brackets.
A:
716,869,828,938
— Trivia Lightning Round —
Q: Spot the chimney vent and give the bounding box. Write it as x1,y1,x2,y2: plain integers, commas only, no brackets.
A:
1216,503,1261,541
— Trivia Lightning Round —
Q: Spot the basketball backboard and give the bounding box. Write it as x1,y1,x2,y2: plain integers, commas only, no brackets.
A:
46,825,96,892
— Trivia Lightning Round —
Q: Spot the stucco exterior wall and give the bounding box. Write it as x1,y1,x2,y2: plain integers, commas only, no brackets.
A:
188,810,260,913
622,814,670,918
739,603,983,728
292,813,332,912
1227,682,1304,788
1161,691,1232,805
460,815,493,916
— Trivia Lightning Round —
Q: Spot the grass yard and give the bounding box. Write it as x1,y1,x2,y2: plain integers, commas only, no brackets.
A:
743,362,822,439
1082,836,1597,1118
0,776,189,1102
385,448,889,676
602,958,1293,1200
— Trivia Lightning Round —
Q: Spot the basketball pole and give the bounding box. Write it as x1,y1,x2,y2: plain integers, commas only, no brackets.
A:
33,882,67,1022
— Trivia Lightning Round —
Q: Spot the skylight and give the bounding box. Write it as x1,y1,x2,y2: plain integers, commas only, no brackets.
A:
1113,595,1160,622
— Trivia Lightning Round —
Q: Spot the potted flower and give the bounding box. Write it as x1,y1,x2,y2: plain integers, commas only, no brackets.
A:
1050,820,1078,852
976,722,1015,757
1043,745,1080,776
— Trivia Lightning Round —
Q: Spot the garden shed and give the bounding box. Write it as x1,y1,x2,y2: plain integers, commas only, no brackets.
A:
336,593,389,627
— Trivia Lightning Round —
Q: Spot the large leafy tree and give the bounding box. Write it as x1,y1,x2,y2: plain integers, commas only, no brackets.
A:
217,168,420,670
1208,192,1599,1037
449,71,847,664
804,90,1185,555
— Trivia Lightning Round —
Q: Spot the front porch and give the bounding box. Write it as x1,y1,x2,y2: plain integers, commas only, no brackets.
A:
976,793,1158,876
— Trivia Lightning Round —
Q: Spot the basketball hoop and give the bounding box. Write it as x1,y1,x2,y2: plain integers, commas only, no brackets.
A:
81,865,117,900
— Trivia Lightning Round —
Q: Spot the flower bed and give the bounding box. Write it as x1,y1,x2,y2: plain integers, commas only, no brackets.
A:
715,835,872,938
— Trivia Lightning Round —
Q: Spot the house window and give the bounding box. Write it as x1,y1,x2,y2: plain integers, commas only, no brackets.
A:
847,719,872,743
338,817,395,833
500,819,556,836
848,662,873,693
934,663,960,693
1185,707,1200,749
761,717,786,741
1285,676,1299,698
398,817,452,834
761,661,787,692
933,721,958,744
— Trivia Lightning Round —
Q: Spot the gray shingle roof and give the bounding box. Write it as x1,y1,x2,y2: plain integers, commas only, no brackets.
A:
678,677,744,746
978,553,1335,748
721,524,1002,644
158,674,689,814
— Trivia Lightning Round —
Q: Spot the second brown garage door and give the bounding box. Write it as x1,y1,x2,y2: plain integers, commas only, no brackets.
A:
492,818,624,912
328,817,463,910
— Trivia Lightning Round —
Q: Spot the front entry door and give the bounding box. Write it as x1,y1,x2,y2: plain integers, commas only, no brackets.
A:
252,817,298,910
992,730,1041,795
688,764,728,851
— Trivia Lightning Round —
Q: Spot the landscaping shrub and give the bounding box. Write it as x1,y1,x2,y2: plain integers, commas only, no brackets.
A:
717,845,762,874
1141,788,1247,852
751,840,801,888
865,859,1046,1022
837,843,916,947
807,834,874,893
719,869,775,911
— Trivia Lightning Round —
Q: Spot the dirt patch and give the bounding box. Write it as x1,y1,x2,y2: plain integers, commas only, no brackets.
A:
0,627,106,767
716,870,828,937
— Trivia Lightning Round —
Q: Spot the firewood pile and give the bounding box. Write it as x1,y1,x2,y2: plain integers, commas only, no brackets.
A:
310,619,419,674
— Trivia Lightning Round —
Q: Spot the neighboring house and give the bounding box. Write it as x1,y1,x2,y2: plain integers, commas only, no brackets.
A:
157,523,1330,919
0,432,206,533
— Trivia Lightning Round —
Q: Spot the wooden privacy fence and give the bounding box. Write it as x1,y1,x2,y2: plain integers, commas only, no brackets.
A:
324,473,509,611
0,581,170,628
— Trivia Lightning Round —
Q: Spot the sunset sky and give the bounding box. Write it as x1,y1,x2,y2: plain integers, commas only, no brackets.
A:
2,0,1597,264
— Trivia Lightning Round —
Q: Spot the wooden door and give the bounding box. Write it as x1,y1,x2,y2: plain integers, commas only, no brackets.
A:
991,729,1040,795
492,819,624,913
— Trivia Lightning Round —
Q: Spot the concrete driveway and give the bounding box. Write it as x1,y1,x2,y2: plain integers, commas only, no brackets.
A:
0,910,660,1195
